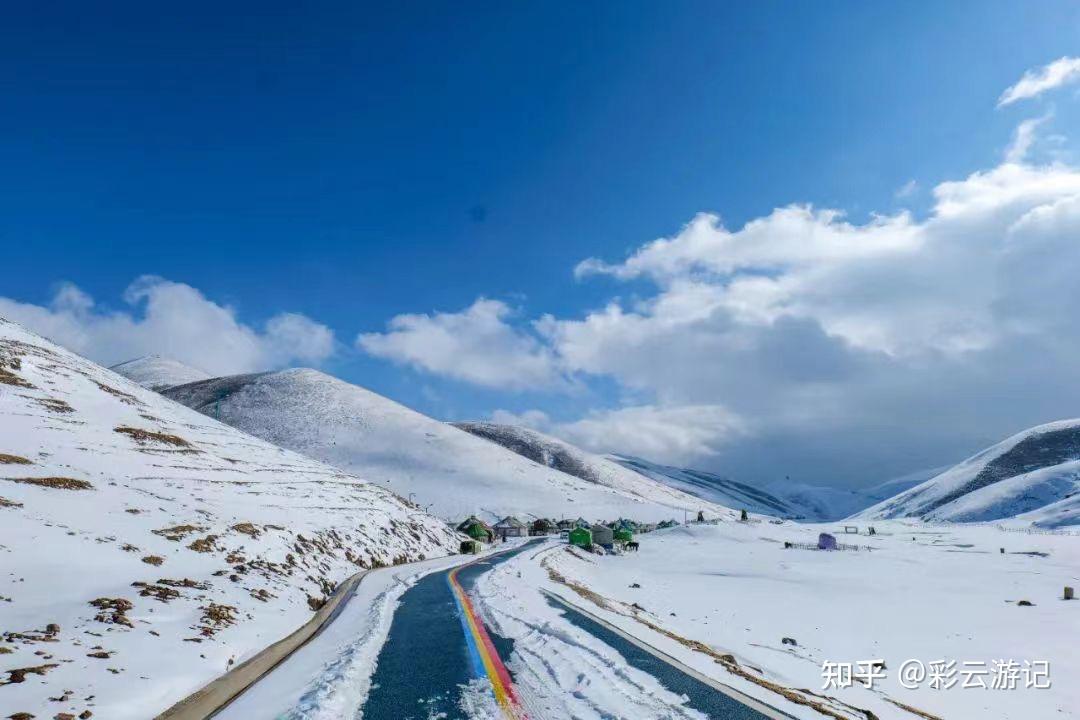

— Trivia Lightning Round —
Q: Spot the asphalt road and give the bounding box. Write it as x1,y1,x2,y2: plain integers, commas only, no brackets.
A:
359,539,538,719
358,538,784,719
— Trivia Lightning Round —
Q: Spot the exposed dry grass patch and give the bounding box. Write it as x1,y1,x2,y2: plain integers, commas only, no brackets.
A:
197,602,237,637
152,524,205,541
231,522,261,538
94,381,140,405
1,663,59,685
188,534,220,553
0,367,33,388
0,453,31,465
141,555,164,566
88,598,133,627
544,564,611,610
157,577,209,589
3,476,93,490
132,582,180,603
34,397,74,414
0,497,23,508
114,426,193,448
884,699,943,720
0,343,38,388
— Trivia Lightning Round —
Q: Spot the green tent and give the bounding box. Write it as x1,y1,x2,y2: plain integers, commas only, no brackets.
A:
456,515,495,542
569,527,592,549
614,528,633,543
466,523,493,542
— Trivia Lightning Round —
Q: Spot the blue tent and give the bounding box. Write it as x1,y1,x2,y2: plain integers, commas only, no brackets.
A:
818,533,837,551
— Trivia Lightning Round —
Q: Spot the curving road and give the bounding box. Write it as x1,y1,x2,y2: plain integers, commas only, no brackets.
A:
357,539,783,719
221,539,787,719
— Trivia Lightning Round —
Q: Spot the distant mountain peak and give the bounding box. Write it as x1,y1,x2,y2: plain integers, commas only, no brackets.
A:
162,374,724,522
110,355,212,391
858,419,1080,528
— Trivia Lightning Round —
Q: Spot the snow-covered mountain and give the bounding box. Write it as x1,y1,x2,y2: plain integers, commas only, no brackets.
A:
606,454,807,518
110,354,211,390
453,422,721,514
162,371,730,524
0,318,460,719
858,419,1080,527
602,454,933,520
449,425,912,521
760,467,941,521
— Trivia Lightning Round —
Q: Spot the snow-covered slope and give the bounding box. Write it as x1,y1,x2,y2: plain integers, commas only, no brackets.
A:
163,372,730,523
606,454,807,518
110,354,211,390
859,419,1080,527
0,318,460,719
600,454,933,521
763,467,941,522
452,422,719,513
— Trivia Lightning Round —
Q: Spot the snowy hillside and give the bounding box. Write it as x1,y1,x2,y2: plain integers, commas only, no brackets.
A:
763,468,940,521
607,454,808,518
453,422,719,514
0,318,460,719
163,371,730,523
859,419,1080,527
606,454,933,520
110,354,211,390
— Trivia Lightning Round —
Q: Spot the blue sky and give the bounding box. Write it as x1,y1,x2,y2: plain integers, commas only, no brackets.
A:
5,2,1080,487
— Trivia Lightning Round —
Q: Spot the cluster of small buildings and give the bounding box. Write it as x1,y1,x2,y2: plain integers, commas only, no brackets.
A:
453,513,677,554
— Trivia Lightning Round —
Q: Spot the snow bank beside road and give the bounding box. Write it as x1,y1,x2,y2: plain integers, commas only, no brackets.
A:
216,552,479,720
483,522,1080,719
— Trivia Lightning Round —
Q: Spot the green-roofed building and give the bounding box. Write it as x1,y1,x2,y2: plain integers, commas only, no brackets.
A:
456,515,495,543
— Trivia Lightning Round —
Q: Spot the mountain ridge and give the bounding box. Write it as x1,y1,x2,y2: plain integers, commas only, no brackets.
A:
161,369,730,523
858,419,1080,527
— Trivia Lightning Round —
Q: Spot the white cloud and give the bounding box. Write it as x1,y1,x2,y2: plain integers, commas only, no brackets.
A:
354,129,1080,482
545,148,1080,482
575,207,921,287
894,179,918,199
999,56,1080,106
357,298,567,391
263,313,336,366
0,276,335,375
491,405,746,465
1004,115,1050,163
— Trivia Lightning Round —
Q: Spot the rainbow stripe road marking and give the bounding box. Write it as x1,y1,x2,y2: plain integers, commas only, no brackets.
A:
448,564,527,719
